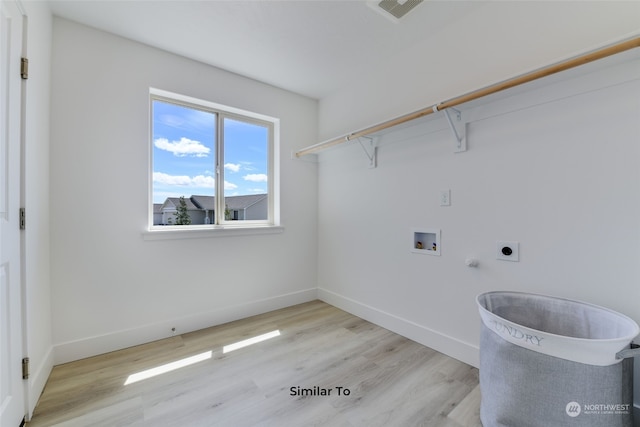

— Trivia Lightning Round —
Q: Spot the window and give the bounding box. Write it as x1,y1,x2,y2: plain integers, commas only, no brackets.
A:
149,89,278,231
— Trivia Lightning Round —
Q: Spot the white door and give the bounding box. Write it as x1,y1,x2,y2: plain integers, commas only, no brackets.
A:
0,0,24,425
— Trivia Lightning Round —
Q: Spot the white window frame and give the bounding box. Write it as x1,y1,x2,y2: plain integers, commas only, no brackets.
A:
145,88,281,240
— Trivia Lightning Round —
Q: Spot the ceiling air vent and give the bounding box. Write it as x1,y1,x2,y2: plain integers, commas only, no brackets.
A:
377,0,423,20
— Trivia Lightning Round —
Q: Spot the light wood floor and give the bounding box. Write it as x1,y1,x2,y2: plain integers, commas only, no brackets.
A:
27,301,481,427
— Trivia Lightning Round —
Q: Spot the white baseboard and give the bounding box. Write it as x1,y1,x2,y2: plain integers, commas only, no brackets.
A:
26,345,54,420
54,288,318,365
318,287,479,368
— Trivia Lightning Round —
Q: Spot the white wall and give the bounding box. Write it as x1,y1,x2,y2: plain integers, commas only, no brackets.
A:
22,0,53,418
317,53,640,370
50,18,318,363
318,1,640,141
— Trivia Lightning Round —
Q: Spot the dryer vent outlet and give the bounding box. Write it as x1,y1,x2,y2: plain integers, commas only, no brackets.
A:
497,241,519,262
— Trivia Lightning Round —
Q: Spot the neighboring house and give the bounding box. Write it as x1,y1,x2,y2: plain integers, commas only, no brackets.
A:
159,197,204,225
156,194,268,225
153,204,163,225
225,194,268,221
189,195,215,224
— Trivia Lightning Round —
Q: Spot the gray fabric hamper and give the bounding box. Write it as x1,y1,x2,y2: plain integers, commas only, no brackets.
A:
477,292,639,427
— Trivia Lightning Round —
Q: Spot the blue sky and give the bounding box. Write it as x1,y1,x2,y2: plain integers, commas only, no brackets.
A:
152,100,268,204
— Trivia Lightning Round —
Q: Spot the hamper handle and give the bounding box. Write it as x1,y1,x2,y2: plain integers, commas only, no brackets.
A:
616,343,640,360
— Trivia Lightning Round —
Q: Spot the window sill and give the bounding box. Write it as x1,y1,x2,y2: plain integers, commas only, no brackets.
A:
142,224,284,241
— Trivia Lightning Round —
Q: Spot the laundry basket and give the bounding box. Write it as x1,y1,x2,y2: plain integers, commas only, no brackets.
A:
477,291,639,427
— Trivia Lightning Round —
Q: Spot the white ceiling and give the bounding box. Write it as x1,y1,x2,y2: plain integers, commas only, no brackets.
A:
47,0,485,100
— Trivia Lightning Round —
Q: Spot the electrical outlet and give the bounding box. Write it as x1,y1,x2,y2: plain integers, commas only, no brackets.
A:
497,241,519,262
440,189,451,206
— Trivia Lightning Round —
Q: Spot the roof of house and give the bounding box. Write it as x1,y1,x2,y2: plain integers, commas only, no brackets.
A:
162,197,201,211
159,194,267,212
190,195,215,211
190,194,267,210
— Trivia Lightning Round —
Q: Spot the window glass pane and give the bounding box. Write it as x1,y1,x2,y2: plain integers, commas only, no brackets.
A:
152,100,216,225
223,117,269,221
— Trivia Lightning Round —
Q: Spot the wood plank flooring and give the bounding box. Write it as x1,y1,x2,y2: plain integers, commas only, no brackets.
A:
27,300,481,427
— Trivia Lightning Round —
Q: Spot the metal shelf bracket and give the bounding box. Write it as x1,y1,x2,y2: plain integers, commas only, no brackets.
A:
356,136,377,168
435,106,467,153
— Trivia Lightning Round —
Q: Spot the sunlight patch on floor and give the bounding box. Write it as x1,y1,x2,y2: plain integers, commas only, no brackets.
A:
223,330,281,353
124,351,212,385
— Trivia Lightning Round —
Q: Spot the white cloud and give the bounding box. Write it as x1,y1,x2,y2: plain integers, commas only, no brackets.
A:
243,173,268,182
153,172,191,186
154,137,210,157
153,172,240,193
191,175,216,188
157,114,185,128
224,163,241,173
153,172,215,188
156,108,215,135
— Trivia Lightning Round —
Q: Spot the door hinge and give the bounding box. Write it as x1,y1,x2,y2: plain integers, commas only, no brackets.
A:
22,357,29,380
21,57,28,79
19,208,25,230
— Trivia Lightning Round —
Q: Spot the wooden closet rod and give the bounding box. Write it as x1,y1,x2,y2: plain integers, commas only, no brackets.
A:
295,36,640,158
